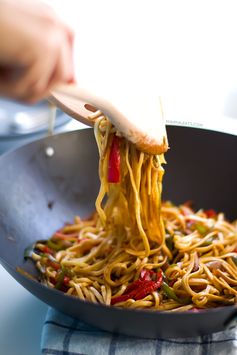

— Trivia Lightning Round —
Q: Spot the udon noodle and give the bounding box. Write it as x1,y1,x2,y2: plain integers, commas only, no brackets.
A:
29,113,237,311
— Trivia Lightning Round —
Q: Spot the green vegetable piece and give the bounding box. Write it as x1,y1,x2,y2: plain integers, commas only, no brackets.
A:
232,255,237,266
47,239,63,251
55,269,66,289
162,282,180,302
60,265,74,278
24,239,48,258
202,237,213,246
24,243,35,259
167,264,177,269
165,235,174,251
196,224,208,235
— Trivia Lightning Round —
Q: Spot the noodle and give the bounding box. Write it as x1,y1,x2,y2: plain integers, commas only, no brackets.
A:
28,114,237,311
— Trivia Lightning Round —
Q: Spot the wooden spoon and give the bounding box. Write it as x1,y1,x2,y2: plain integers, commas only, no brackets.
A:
49,84,168,155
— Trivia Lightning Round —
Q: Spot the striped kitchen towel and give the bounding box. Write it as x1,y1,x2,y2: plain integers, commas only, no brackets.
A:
41,308,237,355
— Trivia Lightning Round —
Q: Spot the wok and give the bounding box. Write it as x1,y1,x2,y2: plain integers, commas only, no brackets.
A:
0,126,236,339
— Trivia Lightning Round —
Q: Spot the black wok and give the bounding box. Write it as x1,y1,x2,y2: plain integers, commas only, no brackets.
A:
0,126,236,339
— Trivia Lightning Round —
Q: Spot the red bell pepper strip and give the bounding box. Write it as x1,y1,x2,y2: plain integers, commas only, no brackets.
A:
132,280,161,300
48,260,61,270
108,134,121,183
204,209,216,218
122,279,144,295
114,269,157,297
42,245,54,255
63,276,70,285
111,270,163,305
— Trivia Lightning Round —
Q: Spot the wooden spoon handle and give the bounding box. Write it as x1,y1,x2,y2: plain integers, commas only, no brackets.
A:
48,84,99,126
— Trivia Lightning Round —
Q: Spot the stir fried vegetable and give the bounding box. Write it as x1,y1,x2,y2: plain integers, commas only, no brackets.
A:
111,269,163,305
108,135,121,183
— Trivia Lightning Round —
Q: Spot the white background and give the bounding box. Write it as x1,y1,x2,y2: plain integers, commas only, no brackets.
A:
47,0,237,125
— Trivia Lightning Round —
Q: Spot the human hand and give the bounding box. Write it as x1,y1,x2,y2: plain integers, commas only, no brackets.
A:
0,0,74,103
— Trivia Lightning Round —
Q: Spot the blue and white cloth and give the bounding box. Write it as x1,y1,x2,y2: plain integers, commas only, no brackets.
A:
41,308,237,355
